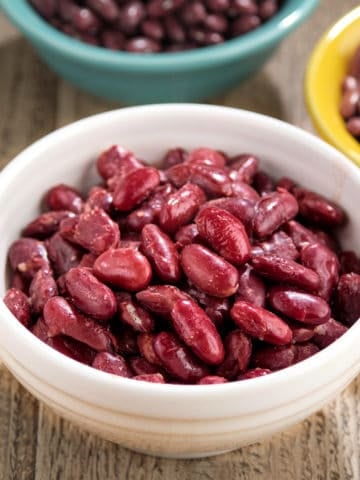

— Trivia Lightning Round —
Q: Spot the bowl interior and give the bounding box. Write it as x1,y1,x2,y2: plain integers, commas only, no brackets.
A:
1,105,360,418
305,6,360,165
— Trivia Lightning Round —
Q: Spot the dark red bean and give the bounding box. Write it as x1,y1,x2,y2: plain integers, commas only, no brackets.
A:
289,322,315,344
340,89,360,119
231,0,258,14
200,197,255,232
231,180,260,203
44,184,84,213
231,13,260,35
294,188,345,227
189,164,232,197
237,368,271,380
258,0,279,19
175,224,201,248
334,273,360,326
31,316,50,342
86,0,120,21
92,352,132,377
163,15,187,43
3,288,31,327
185,288,229,329
187,147,226,168
276,176,296,191
346,117,360,136
268,286,331,326
342,75,359,93
141,224,181,283
198,376,228,384
141,19,164,40
203,14,228,33
23,210,75,239
86,186,113,213
161,147,188,169
136,285,188,314
97,145,142,181
147,0,185,17
125,37,161,53
11,272,30,294
228,153,259,184
49,335,97,365
118,296,155,333
165,163,192,187
339,250,360,275
230,300,293,345
137,333,163,365
8,238,49,279
153,332,209,383
216,330,252,379
29,268,58,315
284,220,318,249
93,247,152,291
181,244,239,298
252,171,275,195
236,264,266,307
118,1,146,34
64,267,117,322
294,343,319,363
196,206,251,266
251,254,320,292
312,318,348,348
114,324,139,356
46,232,83,276
252,231,298,261
113,167,160,211
129,357,159,375
133,373,165,383
180,2,207,25
102,30,125,50
171,298,224,365
252,345,296,370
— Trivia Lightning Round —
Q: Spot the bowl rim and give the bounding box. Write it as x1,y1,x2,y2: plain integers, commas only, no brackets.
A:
0,0,319,71
0,103,359,419
305,5,360,166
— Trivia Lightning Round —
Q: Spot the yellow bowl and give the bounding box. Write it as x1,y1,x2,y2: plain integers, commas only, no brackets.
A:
305,6,360,166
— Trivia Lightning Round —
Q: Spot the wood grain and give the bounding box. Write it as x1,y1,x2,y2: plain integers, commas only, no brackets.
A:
1,1,360,478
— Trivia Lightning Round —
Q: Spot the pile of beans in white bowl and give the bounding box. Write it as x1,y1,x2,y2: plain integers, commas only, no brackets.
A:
4,144,360,384
29,0,281,52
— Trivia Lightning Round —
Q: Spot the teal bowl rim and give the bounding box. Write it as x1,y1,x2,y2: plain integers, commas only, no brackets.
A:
1,0,318,72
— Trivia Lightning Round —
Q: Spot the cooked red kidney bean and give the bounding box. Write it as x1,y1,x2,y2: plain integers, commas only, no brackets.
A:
252,190,298,239
64,267,117,322
141,224,181,283
251,254,320,292
216,330,251,379
294,188,345,228
170,298,224,365
43,296,115,351
346,117,360,137
159,183,206,233
60,206,120,255
92,352,132,377
268,286,330,326
118,296,155,333
181,244,239,298
235,264,266,307
3,288,31,327
300,242,339,300
8,238,49,279
231,300,292,345
5,142,359,385
154,331,209,382
94,247,152,291
30,268,58,315
189,164,232,197
196,206,251,265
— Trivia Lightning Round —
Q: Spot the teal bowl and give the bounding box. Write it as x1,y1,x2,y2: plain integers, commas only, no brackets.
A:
1,0,318,104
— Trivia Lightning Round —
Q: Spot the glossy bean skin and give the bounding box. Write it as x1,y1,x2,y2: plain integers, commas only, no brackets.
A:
174,224,201,248
300,242,339,300
136,285,188,314
231,180,260,203
339,250,360,275
312,318,348,348
60,207,120,255
181,244,239,298
113,167,160,211
153,331,209,383
44,184,84,213
252,345,296,370
237,368,272,380
284,220,318,249
93,247,152,291
159,183,206,233
236,264,266,307
251,254,320,292
118,296,155,333
216,330,252,379
228,153,259,184
252,190,299,239
92,352,132,377
29,268,58,315
137,333,163,365
23,211,75,239
200,197,255,232
189,164,232,197
86,186,113,213
252,231,298,261
294,188,345,227
187,147,226,168
268,286,331,326
185,286,230,329
170,298,224,365
129,357,160,375
196,206,251,265
230,300,293,345
252,171,275,195
161,147,188,169
64,267,117,322
3,288,31,327
8,238,49,279
97,145,142,180
46,232,83,276
141,224,181,283
43,296,115,351
334,273,360,326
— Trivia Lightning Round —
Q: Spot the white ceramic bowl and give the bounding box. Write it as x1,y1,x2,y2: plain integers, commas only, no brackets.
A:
0,104,360,459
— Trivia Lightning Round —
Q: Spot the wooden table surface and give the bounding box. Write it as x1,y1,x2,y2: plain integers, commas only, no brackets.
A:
1,2,360,478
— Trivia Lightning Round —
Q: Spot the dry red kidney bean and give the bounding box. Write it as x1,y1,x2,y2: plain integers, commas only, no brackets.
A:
268,286,330,326
93,247,152,291
43,296,115,351
216,330,251,379
118,296,155,333
252,190,298,239
8,238,49,279
159,183,206,233
140,224,181,283
251,254,320,292
236,264,266,307
44,184,84,213
153,331,209,382
64,267,117,322
3,288,31,327
181,244,239,298
92,352,132,377
23,210,75,239
170,298,224,365
300,242,339,300
231,300,292,345
196,206,251,265
5,142,360,384
198,376,228,384
60,206,120,255
29,268,58,315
